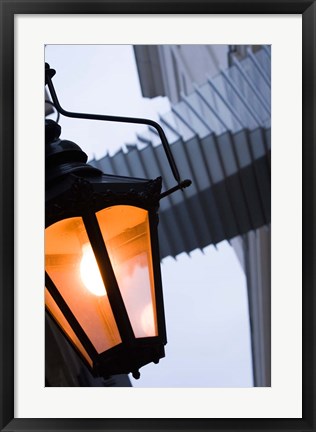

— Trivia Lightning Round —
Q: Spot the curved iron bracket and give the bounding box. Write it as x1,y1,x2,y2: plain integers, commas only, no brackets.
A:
45,63,191,199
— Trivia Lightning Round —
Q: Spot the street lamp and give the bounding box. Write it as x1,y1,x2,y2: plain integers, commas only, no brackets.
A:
45,64,191,379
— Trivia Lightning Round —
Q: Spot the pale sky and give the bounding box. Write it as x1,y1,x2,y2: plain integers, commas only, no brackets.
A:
45,44,253,387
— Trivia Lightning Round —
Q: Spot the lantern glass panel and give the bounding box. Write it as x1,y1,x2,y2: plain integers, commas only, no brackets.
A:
45,288,92,366
45,217,122,353
96,205,158,338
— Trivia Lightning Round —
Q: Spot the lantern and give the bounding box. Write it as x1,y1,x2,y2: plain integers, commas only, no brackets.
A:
45,64,191,379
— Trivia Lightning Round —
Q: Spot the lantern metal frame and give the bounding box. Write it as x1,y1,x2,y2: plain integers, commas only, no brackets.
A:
45,64,191,379
45,170,166,379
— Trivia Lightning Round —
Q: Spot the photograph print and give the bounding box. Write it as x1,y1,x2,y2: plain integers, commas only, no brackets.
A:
44,44,271,388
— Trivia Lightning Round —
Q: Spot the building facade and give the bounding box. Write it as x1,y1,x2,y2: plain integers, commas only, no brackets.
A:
132,44,271,387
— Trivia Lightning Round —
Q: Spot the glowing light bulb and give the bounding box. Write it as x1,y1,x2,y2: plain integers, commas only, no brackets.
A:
80,244,106,296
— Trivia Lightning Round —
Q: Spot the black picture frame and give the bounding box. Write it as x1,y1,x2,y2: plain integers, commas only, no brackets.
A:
0,1,314,431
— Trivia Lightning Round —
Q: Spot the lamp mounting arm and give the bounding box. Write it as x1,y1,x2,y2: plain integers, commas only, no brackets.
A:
45,63,192,196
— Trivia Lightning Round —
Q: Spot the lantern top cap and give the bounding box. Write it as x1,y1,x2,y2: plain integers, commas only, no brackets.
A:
45,120,102,184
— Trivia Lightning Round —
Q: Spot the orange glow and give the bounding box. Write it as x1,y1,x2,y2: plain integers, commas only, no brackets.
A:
80,243,106,297
141,303,156,337
45,217,121,353
96,205,158,338
45,288,92,366
45,204,158,363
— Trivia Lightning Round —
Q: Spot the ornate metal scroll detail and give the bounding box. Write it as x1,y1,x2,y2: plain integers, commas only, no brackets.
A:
70,177,95,208
94,176,162,210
